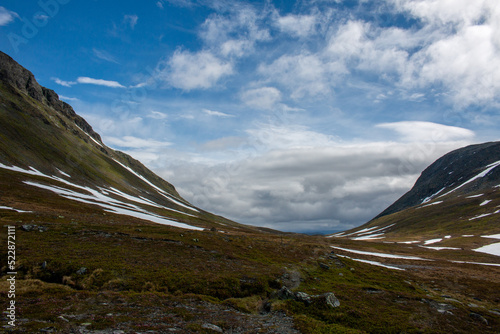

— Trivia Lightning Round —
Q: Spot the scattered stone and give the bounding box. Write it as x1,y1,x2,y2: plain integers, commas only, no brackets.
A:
424,300,455,314
76,267,87,275
489,309,500,316
193,238,199,242
276,286,295,300
21,224,36,232
57,315,69,322
201,323,223,333
470,312,488,325
314,292,340,308
295,292,312,305
339,273,344,276
319,262,330,270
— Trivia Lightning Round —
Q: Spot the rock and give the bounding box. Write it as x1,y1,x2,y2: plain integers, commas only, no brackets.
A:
201,323,223,333
76,267,87,275
21,224,36,232
276,286,295,300
313,292,340,308
295,292,312,305
319,262,330,270
470,313,488,325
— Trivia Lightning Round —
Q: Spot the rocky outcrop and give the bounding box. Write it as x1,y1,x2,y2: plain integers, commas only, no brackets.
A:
275,287,340,308
0,51,102,143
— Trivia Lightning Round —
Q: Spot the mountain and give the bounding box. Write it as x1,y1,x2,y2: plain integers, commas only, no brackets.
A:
0,50,256,233
336,141,500,240
1,52,499,333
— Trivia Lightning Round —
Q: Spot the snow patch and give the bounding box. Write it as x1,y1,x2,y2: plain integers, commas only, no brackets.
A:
419,201,443,208
336,254,405,271
421,187,446,204
23,180,203,231
482,234,500,240
466,194,484,198
469,210,500,221
420,246,460,250
0,206,31,213
480,200,492,206
473,242,500,257
440,160,500,198
331,246,429,261
451,260,500,267
424,238,443,245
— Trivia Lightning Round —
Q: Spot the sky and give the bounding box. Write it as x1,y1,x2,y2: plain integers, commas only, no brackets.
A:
1,0,499,233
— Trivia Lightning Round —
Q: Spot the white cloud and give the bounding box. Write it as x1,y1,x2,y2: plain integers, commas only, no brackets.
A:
277,14,317,37
240,87,282,110
202,109,234,118
77,77,126,88
52,77,76,87
147,111,168,120
123,14,138,29
58,95,79,102
376,121,475,142
0,6,17,26
258,53,336,99
165,49,233,90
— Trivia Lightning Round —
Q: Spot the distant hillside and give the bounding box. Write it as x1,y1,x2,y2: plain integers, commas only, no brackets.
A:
376,141,500,219
334,141,500,239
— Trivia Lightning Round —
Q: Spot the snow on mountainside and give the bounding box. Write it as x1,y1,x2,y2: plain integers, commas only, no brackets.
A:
0,51,249,232
331,142,500,257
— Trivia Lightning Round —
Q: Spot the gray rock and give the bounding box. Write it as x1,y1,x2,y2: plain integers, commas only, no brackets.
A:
470,312,488,325
276,286,295,300
76,267,87,275
21,224,36,232
294,292,312,305
319,262,330,270
314,292,340,308
201,323,223,333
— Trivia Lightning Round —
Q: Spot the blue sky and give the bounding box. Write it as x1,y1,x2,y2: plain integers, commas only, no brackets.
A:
1,0,499,233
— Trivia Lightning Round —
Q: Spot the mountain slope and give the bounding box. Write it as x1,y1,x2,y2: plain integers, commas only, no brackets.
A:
1,52,499,334
335,141,500,240
0,51,250,232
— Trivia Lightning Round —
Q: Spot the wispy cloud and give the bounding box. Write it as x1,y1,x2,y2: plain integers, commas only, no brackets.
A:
58,95,79,102
0,6,18,26
202,109,234,118
376,121,475,142
77,77,126,88
52,77,76,87
123,14,138,29
92,48,119,64
104,135,172,149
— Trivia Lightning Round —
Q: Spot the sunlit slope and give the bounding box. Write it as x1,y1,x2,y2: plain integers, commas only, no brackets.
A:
0,51,252,232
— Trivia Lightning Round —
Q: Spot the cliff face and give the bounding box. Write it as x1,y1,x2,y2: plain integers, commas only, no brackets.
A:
0,51,101,142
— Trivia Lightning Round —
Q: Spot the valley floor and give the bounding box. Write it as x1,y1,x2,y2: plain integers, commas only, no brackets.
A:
1,205,499,333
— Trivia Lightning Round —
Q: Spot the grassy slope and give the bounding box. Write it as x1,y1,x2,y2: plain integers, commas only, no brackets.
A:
1,185,499,333
0,67,499,333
